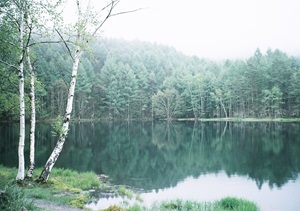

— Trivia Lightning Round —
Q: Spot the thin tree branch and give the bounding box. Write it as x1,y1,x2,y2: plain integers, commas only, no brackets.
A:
55,29,74,62
111,8,143,17
92,0,115,36
0,8,21,29
93,1,143,36
28,40,75,47
101,0,120,11
101,1,113,11
0,59,19,71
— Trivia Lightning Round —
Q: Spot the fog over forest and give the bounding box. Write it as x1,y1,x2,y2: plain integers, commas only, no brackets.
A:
1,38,300,120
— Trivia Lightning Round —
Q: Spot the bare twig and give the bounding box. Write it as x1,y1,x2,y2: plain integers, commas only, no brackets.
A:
28,40,71,47
0,8,21,29
111,8,143,17
0,59,19,71
55,29,75,62
101,0,119,11
92,0,115,36
93,1,143,36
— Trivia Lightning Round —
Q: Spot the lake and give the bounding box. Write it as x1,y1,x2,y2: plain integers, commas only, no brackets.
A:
1,121,300,210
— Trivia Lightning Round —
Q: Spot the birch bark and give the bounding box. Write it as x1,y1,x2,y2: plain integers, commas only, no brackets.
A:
26,46,36,178
38,45,82,182
16,8,25,181
38,0,131,182
38,0,84,182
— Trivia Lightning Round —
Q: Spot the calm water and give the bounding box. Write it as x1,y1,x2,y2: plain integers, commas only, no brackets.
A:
1,121,300,210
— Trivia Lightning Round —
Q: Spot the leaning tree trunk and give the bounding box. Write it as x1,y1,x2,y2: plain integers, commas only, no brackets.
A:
26,46,36,179
16,9,25,181
37,0,123,183
38,46,82,183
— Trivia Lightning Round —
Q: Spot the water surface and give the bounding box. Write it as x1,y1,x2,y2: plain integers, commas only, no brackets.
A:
1,121,300,210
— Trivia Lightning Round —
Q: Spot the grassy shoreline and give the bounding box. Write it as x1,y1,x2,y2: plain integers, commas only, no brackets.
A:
0,165,260,211
0,165,101,210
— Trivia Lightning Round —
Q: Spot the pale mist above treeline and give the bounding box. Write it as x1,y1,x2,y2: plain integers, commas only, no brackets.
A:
1,38,300,121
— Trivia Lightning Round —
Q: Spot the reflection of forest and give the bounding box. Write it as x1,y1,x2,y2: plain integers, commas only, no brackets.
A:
1,122,300,191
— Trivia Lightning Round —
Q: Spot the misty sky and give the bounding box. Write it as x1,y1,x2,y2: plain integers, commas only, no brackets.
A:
99,0,300,60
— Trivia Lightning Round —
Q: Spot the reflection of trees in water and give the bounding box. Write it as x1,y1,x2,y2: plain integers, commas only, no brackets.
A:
151,122,183,151
87,121,300,190
1,122,300,191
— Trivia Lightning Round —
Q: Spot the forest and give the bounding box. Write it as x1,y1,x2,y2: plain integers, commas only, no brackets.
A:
1,37,300,121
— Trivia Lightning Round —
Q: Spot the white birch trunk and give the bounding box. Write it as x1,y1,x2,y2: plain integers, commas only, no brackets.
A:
16,9,25,181
38,0,118,183
26,46,36,178
38,45,82,182
39,0,83,183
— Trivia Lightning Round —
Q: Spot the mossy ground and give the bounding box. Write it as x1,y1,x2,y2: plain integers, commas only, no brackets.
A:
0,164,101,210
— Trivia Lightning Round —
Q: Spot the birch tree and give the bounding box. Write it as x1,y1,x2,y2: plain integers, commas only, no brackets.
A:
26,46,36,178
0,0,63,181
0,0,27,181
17,2,26,181
25,0,62,179
38,0,137,182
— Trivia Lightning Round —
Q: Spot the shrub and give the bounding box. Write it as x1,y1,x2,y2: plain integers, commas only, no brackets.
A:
218,197,259,211
117,186,133,199
0,182,36,211
69,194,88,209
101,205,125,211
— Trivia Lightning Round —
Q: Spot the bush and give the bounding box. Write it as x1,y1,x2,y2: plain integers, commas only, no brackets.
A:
218,197,259,211
101,205,125,211
219,197,240,210
0,165,17,189
0,182,36,211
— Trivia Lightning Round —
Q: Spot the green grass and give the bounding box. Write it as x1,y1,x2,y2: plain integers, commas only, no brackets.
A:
127,197,260,211
0,164,101,210
0,165,18,188
217,197,258,211
0,181,36,211
45,168,101,191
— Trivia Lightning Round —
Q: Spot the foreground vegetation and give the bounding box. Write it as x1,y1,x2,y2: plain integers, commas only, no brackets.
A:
125,198,260,211
0,164,101,210
1,165,260,211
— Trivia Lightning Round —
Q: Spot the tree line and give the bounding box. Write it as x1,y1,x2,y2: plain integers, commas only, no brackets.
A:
2,38,299,121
